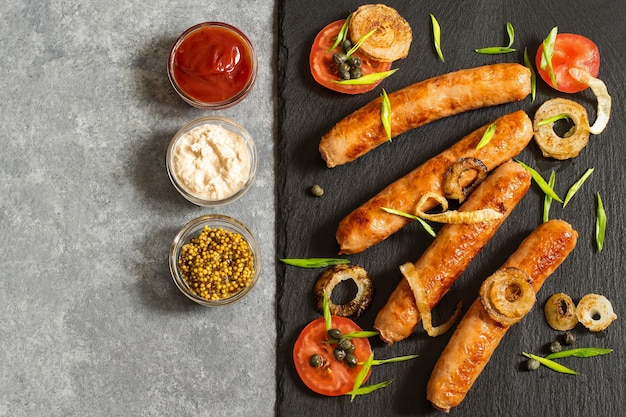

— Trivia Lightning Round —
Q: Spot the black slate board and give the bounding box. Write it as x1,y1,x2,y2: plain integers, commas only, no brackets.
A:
276,1,626,415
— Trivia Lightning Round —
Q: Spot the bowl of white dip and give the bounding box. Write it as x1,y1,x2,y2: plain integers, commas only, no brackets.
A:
166,116,257,206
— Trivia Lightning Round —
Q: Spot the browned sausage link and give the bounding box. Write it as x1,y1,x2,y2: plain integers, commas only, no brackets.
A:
319,63,531,167
374,161,531,344
426,220,578,413
336,110,533,255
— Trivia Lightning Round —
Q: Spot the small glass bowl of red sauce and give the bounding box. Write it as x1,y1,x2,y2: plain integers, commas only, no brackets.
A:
168,22,258,110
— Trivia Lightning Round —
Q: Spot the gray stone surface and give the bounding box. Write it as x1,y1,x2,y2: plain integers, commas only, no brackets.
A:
0,2,276,416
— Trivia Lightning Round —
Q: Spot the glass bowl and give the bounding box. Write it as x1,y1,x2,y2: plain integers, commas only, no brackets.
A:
167,22,258,110
169,214,261,306
166,115,257,207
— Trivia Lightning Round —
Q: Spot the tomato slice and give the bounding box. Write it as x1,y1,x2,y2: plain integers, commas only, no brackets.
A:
535,33,600,93
293,316,372,396
309,20,392,94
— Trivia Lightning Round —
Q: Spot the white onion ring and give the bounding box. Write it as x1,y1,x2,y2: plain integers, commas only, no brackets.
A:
479,267,536,326
544,292,578,331
533,98,590,160
415,192,503,224
576,293,617,332
569,68,612,135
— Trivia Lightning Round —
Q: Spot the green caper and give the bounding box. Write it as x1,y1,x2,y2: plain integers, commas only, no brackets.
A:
334,348,346,361
349,67,362,79
562,331,576,346
332,53,347,65
337,338,352,351
344,342,355,354
309,353,323,368
342,40,353,54
525,358,540,371
338,63,350,73
549,340,562,353
339,69,351,80
311,184,324,197
346,56,362,67
344,353,358,368
327,328,342,340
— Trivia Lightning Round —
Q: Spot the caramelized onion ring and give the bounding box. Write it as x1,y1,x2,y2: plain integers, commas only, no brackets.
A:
400,262,462,337
533,98,590,160
416,192,503,224
314,264,374,317
544,292,578,331
479,267,536,326
444,158,488,203
576,293,617,332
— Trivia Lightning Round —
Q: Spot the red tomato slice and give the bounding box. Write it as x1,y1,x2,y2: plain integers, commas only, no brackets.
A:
535,33,600,93
309,20,392,94
293,316,372,396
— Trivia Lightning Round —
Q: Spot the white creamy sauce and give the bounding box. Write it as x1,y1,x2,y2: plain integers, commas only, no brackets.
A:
173,124,251,201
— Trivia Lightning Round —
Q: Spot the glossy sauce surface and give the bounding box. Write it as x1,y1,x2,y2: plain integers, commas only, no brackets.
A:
172,25,254,103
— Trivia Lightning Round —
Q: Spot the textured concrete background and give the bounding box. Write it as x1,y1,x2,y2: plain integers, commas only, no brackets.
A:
0,2,276,416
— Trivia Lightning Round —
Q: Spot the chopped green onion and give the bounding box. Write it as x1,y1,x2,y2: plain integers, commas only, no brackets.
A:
476,122,497,149
545,347,612,360
537,113,571,127
430,14,444,62
475,22,516,54
327,15,351,52
540,27,559,88
280,258,350,268
347,379,393,398
323,290,331,332
369,354,419,366
332,69,398,85
346,28,376,57
350,351,374,401
563,168,594,207
515,160,563,203
342,330,379,340
381,88,392,141
523,47,536,102
596,192,606,252
381,207,436,237
543,170,556,223
521,352,578,375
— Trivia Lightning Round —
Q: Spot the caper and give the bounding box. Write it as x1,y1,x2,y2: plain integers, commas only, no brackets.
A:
309,353,323,368
346,56,362,67
338,63,350,73
344,342,355,354
525,358,540,371
342,40,353,54
311,184,324,197
337,338,352,351
332,53,347,65
562,331,576,346
549,340,562,353
344,353,358,368
327,328,342,340
349,67,362,79
339,69,351,80
334,348,346,361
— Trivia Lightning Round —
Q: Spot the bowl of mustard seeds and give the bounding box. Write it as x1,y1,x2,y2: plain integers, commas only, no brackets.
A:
169,214,261,306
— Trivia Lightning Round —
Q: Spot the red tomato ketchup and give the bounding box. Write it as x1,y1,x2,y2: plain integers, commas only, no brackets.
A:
168,22,257,109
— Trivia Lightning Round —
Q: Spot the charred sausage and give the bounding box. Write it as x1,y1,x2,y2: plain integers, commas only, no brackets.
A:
336,110,533,255
319,63,531,167
374,161,531,344
426,220,578,412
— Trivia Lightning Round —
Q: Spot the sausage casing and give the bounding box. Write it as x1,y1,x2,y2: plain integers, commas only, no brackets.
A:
374,161,531,344
426,220,578,412
319,63,531,167
336,110,533,255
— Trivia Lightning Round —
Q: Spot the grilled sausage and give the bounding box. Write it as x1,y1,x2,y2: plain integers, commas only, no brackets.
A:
319,63,531,167
426,220,578,413
336,110,533,255
373,161,531,344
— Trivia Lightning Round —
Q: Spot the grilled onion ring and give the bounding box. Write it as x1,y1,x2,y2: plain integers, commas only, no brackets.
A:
479,267,536,326
568,68,611,135
576,293,617,332
533,98,590,160
314,264,374,317
544,292,578,331
443,158,488,203
348,4,412,62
